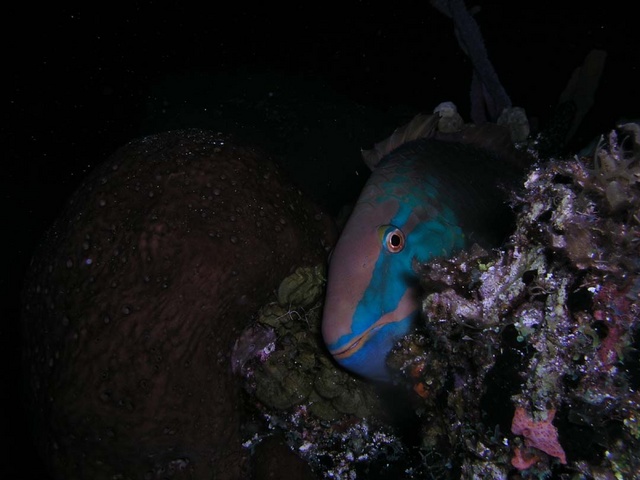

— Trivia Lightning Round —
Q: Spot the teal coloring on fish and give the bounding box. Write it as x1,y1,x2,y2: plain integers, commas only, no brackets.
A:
322,118,520,381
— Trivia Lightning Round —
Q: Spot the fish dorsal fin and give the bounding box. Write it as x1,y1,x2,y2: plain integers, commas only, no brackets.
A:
455,122,530,170
362,114,440,170
363,110,531,172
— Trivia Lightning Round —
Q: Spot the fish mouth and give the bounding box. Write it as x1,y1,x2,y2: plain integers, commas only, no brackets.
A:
327,289,419,365
330,323,385,360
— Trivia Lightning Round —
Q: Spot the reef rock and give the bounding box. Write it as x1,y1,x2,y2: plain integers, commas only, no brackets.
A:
21,129,333,479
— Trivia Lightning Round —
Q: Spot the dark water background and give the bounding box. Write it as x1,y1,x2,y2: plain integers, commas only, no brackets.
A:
3,2,636,478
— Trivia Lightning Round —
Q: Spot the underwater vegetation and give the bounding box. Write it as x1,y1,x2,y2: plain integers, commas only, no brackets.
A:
234,264,415,478
235,121,640,479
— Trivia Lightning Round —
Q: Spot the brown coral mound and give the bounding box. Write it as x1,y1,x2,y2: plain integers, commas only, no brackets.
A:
21,130,332,479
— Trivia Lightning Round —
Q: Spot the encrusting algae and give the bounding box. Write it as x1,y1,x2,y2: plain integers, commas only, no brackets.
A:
233,265,411,478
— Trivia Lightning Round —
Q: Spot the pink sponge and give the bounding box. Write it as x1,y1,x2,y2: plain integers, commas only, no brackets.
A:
511,407,567,465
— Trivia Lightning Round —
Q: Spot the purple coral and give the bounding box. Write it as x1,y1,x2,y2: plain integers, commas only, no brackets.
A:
386,122,640,477
593,283,634,368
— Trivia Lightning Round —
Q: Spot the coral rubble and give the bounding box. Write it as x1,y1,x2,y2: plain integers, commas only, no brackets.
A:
389,123,640,477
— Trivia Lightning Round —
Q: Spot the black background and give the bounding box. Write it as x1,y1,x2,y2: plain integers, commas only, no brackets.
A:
3,2,636,478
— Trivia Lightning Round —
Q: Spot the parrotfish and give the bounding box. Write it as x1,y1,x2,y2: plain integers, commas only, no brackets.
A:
322,114,524,381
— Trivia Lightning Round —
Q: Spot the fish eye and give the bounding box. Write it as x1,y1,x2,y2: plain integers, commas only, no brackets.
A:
380,226,405,253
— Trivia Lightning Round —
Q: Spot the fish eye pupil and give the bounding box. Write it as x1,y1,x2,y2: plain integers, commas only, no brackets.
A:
385,228,404,252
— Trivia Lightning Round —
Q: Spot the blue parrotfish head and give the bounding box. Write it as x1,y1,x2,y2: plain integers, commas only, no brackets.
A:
321,147,466,381
322,129,524,382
